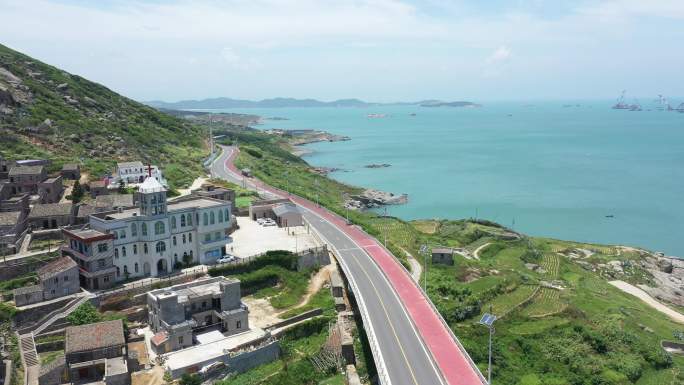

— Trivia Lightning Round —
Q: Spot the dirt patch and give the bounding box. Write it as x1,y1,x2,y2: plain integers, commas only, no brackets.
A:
131,366,164,385
284,264,335,312
128,341,149,367
242,297,284,328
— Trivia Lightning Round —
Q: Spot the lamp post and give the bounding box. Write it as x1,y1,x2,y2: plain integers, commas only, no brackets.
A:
419,244,428,292
479,307,497,384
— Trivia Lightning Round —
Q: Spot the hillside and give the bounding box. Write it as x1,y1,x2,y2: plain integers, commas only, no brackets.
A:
217,127,684,385
0,43,207,188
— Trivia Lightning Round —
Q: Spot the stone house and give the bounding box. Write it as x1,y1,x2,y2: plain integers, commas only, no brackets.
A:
61,228,117,290
115,161,166,186
248,198,290,221
0,210,27,254
38,176,63,204
60,163,81,180
147,276,249,354
13,256,80,306
272,203,303,227
0,194,30,214
65,319,129,385
431,248,454,265
8,165,47,195
193,184,236,209
27,203,75,230
89,180,109,198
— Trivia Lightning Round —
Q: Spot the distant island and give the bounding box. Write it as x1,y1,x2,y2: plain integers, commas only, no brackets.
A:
144,97,481,110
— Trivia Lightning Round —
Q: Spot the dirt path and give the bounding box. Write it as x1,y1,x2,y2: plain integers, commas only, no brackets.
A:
279,264,335,314
400,247,422,283
609,280,684,324
472,242,492,260
174,176,208,198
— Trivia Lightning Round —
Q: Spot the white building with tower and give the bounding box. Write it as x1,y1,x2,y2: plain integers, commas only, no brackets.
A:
88,176,232,278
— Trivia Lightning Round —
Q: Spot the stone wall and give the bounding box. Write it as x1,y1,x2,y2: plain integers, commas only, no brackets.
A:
297,247,330,271
0,252,58,280
38,355,65,385
13,296,73,331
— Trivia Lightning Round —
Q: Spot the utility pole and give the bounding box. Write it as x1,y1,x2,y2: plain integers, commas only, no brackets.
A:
209,119,214,157
479,307,497,385
420,245,428,292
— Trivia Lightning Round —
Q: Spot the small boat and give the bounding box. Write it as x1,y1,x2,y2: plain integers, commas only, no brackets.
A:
605,215,614,218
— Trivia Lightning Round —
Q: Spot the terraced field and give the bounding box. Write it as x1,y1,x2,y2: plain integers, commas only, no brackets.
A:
369,218,417,251
486,284,538,317
522,287,566,317
541,253,560,278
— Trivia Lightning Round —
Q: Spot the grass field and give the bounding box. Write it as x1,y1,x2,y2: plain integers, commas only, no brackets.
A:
485,284,537,317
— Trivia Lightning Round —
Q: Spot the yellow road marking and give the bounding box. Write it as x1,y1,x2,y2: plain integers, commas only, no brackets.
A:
348,252,421,385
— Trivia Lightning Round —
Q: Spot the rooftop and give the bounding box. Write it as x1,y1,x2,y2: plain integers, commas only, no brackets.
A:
65,319,125,354
62,163,80,171
89,180,107,188
117,161,144,169
9,165,44,176
272,203,301,216
28,203,73,218
95,194,134,209
41,177,61,184
76,204,96,218
164,328,268,372
432,248,454,254
0,211,21,226
37,256,78,280
138,177,166,193
13,284,42,295
149,276,239,303
64,228,113,242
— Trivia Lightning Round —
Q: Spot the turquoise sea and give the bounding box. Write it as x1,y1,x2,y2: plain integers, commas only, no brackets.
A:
219,102,684,255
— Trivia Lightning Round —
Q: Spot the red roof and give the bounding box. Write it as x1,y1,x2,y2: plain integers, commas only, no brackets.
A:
151,331,168,346
37,256,77,280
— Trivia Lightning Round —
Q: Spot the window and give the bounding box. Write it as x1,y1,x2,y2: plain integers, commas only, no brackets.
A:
189,233,192,242
173,236,177,246
225,209,229,222
210,211,215,225
202,301,207,308
123,265,128,274
171,216,176,229
114,248,119,258
178,336,183,344
142,223,148,236
181,215,186,227
104,275,110,283
236,320,242,329
98,243,108,252
120,229,126,239
182,234,186,244
155,221,165,235
214,231,221,240
133,244,137,254
131,223,137,236
116,266,120,277
218,210,223,223
134,263,139,273
155,241,166,253
122,246,127,257
188,213,193,226
98,259,105,267
64,275,68,281
144,243,148,254
54,277,58,283
203,213,208,226
204,234,211,242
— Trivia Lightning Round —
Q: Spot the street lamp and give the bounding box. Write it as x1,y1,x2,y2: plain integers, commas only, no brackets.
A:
479,308,497,384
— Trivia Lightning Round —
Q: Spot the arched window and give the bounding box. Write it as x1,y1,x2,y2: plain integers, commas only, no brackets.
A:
131,223,137,236
114,248,119,258
181,215,186,227
218,210,223,223
173,236,177,246
155,221,165,235
134,263,139,273
171,216,176,229
116,266,120,277
203,213,208,226
142,223,148,236
123,265,128,274
190,250,193,258
155,241,166,253
225,209,229,221
144,243,148,254
187,213,193,226
113,231,118,240
133,244,137,254
120,229,126,239
210,212,215,225
182,234,186,244
122,246,127,257
189,233,192,242
174,254,178,263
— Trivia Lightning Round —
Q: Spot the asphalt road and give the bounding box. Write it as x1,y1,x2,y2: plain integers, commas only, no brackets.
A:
211,145,485,385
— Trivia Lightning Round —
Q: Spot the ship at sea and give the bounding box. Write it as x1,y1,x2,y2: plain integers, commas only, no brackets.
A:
612,90,631,109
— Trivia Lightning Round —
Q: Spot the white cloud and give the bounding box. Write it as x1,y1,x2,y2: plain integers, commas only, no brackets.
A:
486,46,512,65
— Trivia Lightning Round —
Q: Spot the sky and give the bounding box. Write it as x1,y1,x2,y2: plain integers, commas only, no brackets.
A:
1,0,683,102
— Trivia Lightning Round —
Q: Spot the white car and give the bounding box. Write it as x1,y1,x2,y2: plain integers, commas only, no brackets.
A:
262,220,277,226
216,255,237,264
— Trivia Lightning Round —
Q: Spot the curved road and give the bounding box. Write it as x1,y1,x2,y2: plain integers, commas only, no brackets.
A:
211,146,485,385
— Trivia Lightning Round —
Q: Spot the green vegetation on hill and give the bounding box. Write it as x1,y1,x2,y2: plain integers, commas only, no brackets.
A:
0,43,207,188
216,127,684,385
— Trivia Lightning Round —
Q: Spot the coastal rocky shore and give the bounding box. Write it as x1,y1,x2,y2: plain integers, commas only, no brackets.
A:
345,189,408,210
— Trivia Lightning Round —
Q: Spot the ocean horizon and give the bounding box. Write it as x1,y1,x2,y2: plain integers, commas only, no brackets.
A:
214,101,684,256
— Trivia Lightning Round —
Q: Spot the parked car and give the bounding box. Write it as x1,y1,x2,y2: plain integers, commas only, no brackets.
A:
263,220,277,227
216,255,237,264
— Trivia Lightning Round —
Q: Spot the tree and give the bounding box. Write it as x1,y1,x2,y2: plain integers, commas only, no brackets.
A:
71,180,84,203
182,253,194,267
66,303,101,325
117,180,126,194
179,374,201,385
